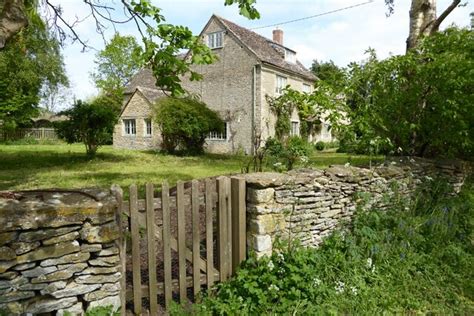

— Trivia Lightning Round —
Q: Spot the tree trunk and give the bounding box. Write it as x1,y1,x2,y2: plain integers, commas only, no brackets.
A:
0,0,28,49
406,0,461,51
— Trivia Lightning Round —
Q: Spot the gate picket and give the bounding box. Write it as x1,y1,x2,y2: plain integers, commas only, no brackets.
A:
129,184,142,315
162,181,172,308
122,176,246,314
145,183,158,314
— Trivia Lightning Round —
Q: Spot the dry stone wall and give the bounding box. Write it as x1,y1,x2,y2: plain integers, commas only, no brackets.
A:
0,189,121,315
245,158,469,258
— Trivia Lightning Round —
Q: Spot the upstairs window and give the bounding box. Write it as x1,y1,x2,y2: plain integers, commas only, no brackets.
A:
290,121,300,136
285,50,296,63
276,75,287,94
123,119,136,135
145,119,152,136
207,31,224,49
208,122,228,141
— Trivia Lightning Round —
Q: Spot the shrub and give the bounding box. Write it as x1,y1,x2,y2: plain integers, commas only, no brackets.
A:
56,95,118,157
154,97,223,155
192,179,474,315
264,136,312,171
315,141,325,151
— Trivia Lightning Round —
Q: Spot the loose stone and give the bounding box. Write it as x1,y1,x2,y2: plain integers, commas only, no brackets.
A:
51,282,102,298
40,251,90,267
75,272,121,284
16,241,80,264
88,255,120,267
26,297,77,314
18,226,80,243
0,246,16,261
42,231,79,245
10,241,41,255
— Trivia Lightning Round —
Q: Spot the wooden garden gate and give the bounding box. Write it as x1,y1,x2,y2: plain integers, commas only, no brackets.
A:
116,176,246,315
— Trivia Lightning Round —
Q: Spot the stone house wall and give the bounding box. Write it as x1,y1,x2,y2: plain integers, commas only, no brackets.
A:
259,66,314,141
244,158,469,258
0,189,121,315
181,18,259,154
113,91,161,150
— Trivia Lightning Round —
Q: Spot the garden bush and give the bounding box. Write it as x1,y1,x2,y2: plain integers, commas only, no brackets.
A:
55,95,119,157
187,179,474,315
264,136,312,171
315,140,325,151
154,97,223,155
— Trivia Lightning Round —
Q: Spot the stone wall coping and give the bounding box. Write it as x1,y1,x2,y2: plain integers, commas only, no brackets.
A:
0,189,117,232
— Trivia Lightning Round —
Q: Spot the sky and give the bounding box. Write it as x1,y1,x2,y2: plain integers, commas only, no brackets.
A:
51,0,473,105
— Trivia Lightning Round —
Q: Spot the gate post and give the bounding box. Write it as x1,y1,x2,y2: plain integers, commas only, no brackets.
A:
231,177,246,274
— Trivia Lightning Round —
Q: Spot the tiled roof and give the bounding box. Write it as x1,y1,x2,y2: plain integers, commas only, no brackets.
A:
215,15,316,81
124,68,156,94
125,16,317,94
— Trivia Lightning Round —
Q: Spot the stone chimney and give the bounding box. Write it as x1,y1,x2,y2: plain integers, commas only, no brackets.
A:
273,28,283,45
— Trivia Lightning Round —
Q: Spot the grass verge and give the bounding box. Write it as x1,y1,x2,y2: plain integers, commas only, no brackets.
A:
184,179,474,315
0,143,381,191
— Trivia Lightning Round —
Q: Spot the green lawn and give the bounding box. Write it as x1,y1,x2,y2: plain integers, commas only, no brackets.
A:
0,143,382,191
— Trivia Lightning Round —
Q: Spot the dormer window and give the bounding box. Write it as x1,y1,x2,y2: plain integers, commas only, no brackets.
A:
285,50,296,64
207,31,224,49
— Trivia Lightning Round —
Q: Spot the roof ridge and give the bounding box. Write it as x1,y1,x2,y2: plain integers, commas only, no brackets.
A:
216,15,297,53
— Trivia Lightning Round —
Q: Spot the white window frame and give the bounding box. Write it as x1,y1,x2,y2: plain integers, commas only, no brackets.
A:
207,31,224,49
207,122,228,141
302,83,311,93
285,50,296,64
123,119,136,136
276,75,287,95
144,119,152,137
290,120,300,136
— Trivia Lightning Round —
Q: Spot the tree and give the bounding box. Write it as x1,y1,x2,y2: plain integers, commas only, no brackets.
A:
0,1,259,95
0,15,68,128
154,97,224,155
310,60,346,93
56,95,119,157
91,33,142,99
406,0,461,51
341,27,473,159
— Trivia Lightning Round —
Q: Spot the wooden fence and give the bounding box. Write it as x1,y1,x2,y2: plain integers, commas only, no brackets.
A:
0,128,58,141
116,176,246,315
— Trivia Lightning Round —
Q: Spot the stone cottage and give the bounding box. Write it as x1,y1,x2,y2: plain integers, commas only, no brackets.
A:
113,15,334,153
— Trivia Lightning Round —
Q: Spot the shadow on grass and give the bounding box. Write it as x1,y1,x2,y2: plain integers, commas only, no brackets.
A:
0,149,130,172
0,148,132,190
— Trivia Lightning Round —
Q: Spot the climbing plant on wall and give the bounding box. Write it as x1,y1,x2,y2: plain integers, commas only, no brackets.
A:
267,84,345,141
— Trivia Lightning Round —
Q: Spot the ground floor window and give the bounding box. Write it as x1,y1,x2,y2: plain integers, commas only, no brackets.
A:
145,119,152,136
123,119,136,135
290,120,300,136
208,122,228,141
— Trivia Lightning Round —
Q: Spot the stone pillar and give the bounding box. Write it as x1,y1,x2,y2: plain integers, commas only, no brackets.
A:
245,173,288,258
0,189,122,315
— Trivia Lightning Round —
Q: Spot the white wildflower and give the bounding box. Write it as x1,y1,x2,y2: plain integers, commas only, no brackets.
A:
351,286,358,295
300,155,309,164
277,252,284,261
335,281,345,294
366,258,373,269
269,284,279,291
366,258,376,273
313,277,322,287
267,260,274,271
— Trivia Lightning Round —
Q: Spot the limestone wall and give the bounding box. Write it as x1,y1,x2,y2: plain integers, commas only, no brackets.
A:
0,189,121,315
244,158,469,258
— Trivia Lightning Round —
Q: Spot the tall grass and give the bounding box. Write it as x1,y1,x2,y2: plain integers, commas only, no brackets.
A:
187,179,474,315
